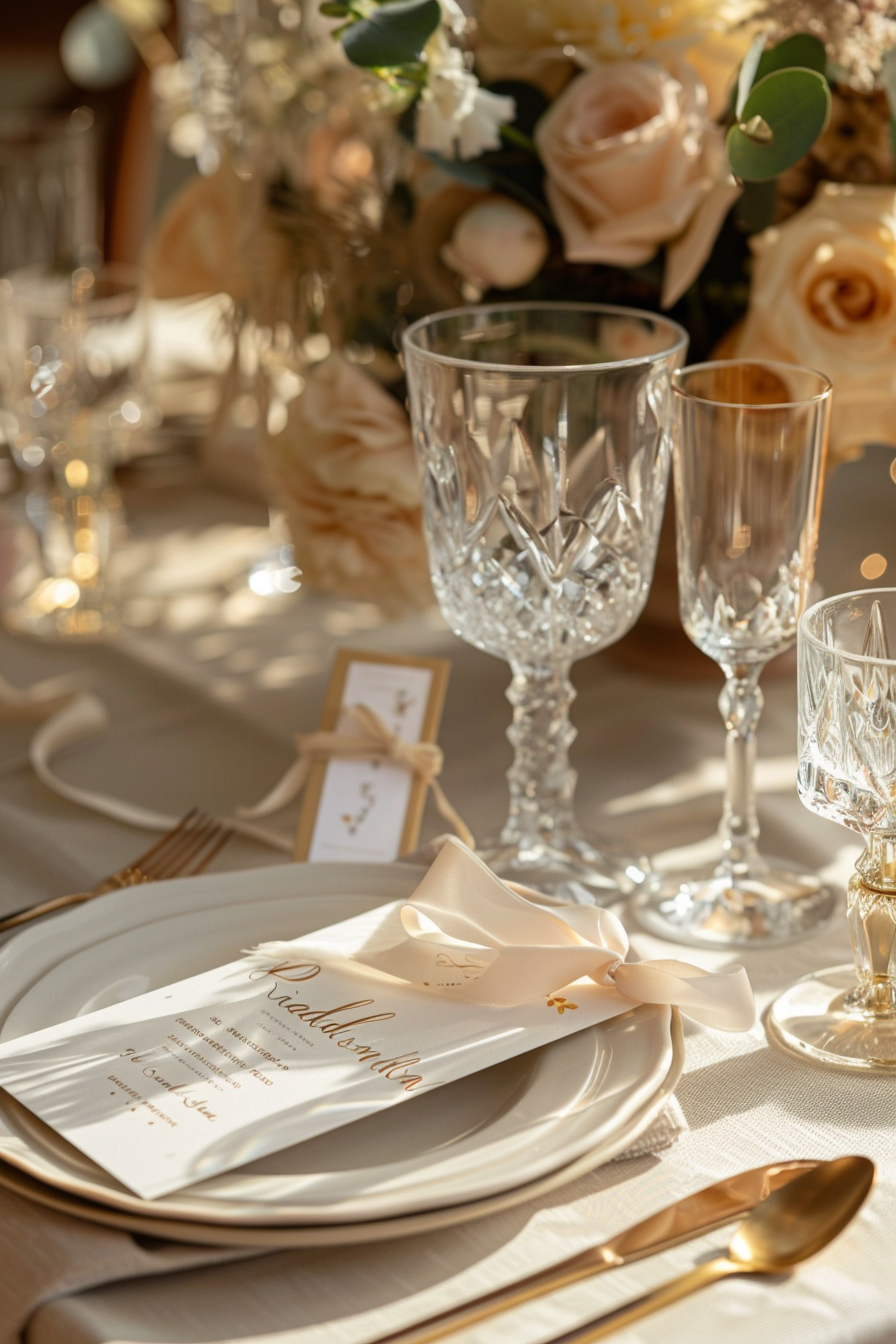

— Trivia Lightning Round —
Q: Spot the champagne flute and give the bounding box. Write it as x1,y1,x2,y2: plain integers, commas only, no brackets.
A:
635,359,832,944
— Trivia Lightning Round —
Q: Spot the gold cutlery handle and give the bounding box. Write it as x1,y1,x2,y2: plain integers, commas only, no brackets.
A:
368,1251,623,1344
546,1257,742,1344
0,890,95,933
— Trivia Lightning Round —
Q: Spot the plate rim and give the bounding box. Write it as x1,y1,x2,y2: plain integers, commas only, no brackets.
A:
0,1009,683,1248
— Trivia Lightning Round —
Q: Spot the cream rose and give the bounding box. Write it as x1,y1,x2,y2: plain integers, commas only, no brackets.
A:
729,183,896,463
534,62,740,308
441,196,549,290
475,0,755,115
263,354,432,614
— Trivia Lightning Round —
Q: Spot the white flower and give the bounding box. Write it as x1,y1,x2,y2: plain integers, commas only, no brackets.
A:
416,34,515,160
438,0,468,35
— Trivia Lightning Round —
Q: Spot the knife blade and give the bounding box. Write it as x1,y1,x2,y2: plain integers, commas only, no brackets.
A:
367,1160,818,1344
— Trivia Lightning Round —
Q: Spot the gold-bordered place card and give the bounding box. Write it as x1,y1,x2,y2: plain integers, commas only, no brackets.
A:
294,649,450,863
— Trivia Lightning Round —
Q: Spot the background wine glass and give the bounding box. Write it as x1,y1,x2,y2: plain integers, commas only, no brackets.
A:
0,108,98,276
769,588,896,1070
635,359,832,944
403,302,687,898
0,264,149,638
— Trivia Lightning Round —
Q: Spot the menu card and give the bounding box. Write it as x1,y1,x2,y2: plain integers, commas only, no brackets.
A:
0,896,631,1201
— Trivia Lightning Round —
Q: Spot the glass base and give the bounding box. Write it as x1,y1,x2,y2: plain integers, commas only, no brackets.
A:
633,856,834,947
768,965,896,1072
478,830,651,903
4,589,120,641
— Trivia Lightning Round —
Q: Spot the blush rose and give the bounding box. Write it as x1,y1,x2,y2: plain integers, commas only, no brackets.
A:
534,61,740,307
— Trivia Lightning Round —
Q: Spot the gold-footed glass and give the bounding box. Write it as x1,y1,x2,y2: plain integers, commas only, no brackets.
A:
634,360,833,946
769,589,896,1070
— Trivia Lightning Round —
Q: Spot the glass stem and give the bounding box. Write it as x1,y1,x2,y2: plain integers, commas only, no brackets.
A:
501,663,577,852
846,832,896,1016
717,664,764,877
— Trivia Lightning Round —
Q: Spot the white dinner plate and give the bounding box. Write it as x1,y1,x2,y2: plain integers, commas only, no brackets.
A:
0,862,679,1227
0,1018,682,1248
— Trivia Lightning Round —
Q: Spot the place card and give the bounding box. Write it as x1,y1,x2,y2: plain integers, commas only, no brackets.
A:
295,649,450,863
0,897,630,1201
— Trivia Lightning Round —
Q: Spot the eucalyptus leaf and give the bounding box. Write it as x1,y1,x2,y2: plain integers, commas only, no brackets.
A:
880,45,896,114
735,178,778,232
341,0,440,68
755,33,827,81
736,33,767,118
415,148,493,189
879,44,896,166
727,67,831,182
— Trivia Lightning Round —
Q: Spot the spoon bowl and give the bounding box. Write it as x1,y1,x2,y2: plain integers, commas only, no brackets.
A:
729,1154,875,1271
546,1155,875,1344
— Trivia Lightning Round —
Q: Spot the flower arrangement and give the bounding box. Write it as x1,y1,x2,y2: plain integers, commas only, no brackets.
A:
149,0,896,611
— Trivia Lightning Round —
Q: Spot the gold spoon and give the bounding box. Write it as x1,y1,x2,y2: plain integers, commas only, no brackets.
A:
544,1155,875,1344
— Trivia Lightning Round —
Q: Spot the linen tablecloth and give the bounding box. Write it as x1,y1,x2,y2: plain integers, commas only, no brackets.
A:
1,447,895,1344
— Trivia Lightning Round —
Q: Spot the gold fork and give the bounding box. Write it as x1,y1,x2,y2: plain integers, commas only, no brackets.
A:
0,810,233,934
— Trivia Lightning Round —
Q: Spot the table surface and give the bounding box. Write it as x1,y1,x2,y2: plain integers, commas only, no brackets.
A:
2,446,896,1344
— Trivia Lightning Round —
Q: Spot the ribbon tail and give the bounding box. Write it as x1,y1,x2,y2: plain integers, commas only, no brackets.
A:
30,693,179,830
613,959,756,1032
26,692,294,853
237,757,312,819
427,779,476,850
0,670,85,723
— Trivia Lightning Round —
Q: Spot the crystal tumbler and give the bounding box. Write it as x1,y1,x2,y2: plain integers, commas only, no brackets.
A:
769,589,896,1070
403,302,687,897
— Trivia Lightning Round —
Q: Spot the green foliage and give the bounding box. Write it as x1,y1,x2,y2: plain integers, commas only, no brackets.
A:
727,67,831,182
754,33,827,82
734,178,778,232
339,0,441,69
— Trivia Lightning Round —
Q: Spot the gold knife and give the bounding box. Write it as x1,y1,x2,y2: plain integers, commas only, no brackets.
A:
367,1160,818,1344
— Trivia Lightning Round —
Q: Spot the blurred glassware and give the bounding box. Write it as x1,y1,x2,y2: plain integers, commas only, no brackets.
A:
635,359,832,945
403,302,687,899
0,264,149,639
769,589,896,1069
0,108,99,275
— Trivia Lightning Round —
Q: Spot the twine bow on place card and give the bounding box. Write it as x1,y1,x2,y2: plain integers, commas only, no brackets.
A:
251,837,757,1032
238,703,476,849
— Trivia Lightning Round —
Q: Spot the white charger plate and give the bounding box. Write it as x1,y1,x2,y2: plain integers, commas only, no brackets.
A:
0,863,679,1228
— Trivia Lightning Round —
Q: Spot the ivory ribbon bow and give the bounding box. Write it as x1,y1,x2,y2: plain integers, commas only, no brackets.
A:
239,703,475,849
253,837,756,1031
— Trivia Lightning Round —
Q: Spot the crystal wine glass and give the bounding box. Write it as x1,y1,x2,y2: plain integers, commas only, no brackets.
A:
403,302,687,898
769,589,896,1070
635,359,832,944
0,264,148,638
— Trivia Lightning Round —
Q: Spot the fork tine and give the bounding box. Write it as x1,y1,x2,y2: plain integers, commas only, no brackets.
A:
185,825,233,877
0,810,233,935
124,809,200,873
142,814,222,881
